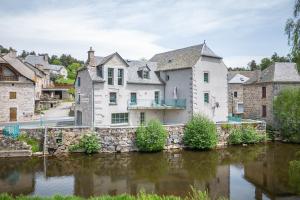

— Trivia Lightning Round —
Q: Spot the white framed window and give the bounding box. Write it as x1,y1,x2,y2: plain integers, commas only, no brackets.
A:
111,113,129,124
109,92,117,105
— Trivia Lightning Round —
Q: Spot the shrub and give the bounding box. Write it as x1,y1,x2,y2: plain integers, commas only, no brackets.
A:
228,126,265,145
183,115,217,150
228,128,243,145
135,119,167,152
273,88,300,142
17,134,40,152
288,160,300,194
69,133,100,154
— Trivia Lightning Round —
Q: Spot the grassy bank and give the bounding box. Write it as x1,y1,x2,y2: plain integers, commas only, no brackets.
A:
0,190,227,200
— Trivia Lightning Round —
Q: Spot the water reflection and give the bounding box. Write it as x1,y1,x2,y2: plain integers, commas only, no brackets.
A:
0,143,300,200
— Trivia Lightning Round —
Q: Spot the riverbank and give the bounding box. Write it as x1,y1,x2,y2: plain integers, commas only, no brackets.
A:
0,190,226,200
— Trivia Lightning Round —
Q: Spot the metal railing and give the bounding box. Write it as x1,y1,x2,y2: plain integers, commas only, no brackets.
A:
128,99,186,109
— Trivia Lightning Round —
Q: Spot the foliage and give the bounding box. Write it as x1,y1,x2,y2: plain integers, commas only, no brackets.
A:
0,187,228,200
67,62,81,80
69,133,100,154
248,60,259,71
54,77,75,84
68,88,75,95
273,88,300,142
135,120,167,152
0,45,9,53
228,126,265,145
285,0,300,72
288,160,300,194
17,134,40,153
183,115,217,150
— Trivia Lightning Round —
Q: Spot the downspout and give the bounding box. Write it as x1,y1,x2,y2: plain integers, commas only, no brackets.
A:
92,81,95,131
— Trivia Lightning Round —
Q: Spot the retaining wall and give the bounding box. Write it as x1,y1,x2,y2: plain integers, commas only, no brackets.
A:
12,121,266,155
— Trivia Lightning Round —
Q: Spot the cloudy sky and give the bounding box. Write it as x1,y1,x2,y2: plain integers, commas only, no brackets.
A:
0,0,293,67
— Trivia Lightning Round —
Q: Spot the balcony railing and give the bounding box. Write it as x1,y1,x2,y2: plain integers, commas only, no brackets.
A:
128,99,186,110
0,75,18,81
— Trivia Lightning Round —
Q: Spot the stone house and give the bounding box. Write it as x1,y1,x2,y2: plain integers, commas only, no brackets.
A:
243,62,300,126
75,43,228,126
0,50,36,122
227,71,259,117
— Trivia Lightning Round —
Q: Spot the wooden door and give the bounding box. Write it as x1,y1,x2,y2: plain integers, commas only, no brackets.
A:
9,107,17,122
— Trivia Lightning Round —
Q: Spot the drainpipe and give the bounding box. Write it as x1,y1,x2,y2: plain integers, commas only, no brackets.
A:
92,82,95,131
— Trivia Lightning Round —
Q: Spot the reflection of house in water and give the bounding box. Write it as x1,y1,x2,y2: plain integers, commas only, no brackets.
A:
244,158,300,200
0,171,34,196
73,164,230,199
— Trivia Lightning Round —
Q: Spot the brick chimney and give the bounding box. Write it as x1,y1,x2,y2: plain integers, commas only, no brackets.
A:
88,47,96,67
9,48,17,58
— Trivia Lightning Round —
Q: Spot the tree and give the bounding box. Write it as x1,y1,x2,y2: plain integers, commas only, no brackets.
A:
67,62,81,80
259,58,273,70
0,45,9,53
51,59,62,65
248,60,259,71
285,0,300,72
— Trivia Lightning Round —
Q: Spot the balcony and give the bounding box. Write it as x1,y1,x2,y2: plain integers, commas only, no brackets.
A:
0,75,18,81
128,99,186,110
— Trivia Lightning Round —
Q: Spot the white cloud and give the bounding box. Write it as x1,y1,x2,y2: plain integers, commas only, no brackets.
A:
0,0,290,65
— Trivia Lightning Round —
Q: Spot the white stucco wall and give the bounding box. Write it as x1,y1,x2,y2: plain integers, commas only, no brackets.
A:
75,69,93,126
192,56,228,122
93,55,165,126
161,69,193,124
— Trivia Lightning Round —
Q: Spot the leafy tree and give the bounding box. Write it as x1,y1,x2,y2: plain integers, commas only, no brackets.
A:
67,62,81,80
51,59,62,65
285,0,300,72
260,57,273,70
0,45,9,53
248,60,259,70
273,88,300,142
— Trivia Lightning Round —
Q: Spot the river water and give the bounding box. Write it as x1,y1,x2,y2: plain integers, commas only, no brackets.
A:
0,143,300,200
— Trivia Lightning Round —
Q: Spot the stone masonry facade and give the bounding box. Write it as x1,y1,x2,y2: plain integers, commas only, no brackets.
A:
243,82,300,126
10,122,266,155
0,82,35,122
228,83,244,116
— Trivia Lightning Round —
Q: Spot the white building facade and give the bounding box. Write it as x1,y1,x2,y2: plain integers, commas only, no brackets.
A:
75,43,228,127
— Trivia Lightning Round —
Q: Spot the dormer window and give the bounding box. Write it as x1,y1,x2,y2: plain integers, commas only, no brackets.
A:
96,65,103,78
143,70,150,79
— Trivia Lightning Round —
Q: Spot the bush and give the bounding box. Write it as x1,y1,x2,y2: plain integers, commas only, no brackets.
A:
69,133,100,154
135,120,167,152
273,88,300,142
17,134,40,152
228,126,265,145
183,115,217,150
288,160,300,194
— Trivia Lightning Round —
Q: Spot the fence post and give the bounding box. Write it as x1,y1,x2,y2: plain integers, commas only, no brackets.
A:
43,126,48,155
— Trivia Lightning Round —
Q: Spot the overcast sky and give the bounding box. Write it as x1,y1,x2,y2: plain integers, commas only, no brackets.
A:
0,0,293,67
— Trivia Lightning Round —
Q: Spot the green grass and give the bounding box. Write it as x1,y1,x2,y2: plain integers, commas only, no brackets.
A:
0,189,227,200
17,134,40,153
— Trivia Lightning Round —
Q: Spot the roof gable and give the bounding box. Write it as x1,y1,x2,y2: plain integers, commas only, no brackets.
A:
95,52,129,67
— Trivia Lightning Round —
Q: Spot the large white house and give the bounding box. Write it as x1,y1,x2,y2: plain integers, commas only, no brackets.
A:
75,43,228,126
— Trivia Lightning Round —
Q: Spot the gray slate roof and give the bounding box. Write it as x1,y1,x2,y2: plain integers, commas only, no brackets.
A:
1,53,35,81
245,62,300,84
126,60,163,85
149,43,222,71
228,70,259,82
49,64,65,72
25,55,48,68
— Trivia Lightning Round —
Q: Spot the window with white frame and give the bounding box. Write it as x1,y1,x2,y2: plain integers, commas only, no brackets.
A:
111,113,129,124
237,103,244,113
109,92,117,104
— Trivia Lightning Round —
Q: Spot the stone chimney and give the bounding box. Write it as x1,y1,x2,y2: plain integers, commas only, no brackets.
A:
88,47,96,67
43,54,49,63
9,48,17,58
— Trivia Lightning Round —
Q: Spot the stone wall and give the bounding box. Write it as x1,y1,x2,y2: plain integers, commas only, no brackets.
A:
228,83,244,116
16,122,266,155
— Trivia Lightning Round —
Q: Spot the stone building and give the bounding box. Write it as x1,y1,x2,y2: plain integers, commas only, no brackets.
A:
0,50,36,122
227,71,258,117
243,62,300,126
75,43,228,126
